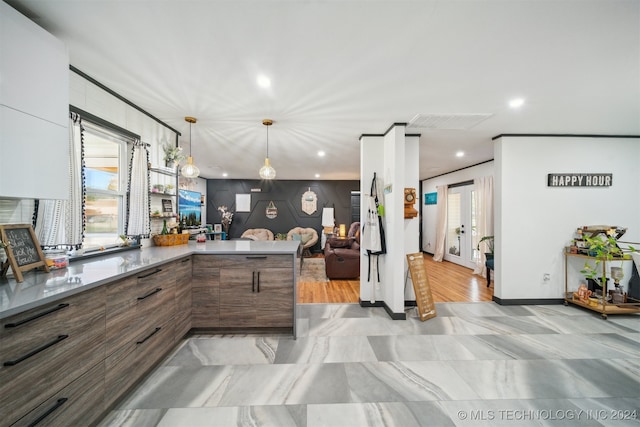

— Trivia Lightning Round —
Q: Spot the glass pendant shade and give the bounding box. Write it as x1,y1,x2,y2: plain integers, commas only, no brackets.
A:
259,157,276,179
181,116,200,179
181,156,200,178
259,119,276,180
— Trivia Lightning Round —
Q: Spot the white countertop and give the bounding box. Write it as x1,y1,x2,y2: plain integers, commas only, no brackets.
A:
0,240,300,320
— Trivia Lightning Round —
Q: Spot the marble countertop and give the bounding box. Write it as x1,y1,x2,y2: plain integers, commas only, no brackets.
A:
0,240,300,320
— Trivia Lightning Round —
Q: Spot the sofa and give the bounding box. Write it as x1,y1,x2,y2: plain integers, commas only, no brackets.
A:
324,222,360,279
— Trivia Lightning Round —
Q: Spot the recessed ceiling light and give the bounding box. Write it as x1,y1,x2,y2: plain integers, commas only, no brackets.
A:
509,97,525,108
222,172,228,177
315,173,320,178
456,151,465,157
257,75,271,88
317,151,325,157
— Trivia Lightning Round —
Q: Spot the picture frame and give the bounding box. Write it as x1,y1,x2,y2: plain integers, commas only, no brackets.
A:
161,199,173,213
214,224,222,232
425,192,437,205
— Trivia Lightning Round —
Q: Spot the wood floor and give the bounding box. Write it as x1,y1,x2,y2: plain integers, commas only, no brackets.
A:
297,253,493,304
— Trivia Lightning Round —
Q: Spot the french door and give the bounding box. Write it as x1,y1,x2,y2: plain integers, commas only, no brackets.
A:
444,184,477,269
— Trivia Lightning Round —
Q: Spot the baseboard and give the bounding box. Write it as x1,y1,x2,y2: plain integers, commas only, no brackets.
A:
492,296,565,305
359,299,406,320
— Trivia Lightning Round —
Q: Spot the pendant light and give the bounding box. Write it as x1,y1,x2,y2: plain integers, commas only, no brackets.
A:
259,119,276,180
181,116,200,178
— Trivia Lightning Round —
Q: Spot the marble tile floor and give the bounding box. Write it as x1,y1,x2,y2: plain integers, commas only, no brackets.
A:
99,303,640,427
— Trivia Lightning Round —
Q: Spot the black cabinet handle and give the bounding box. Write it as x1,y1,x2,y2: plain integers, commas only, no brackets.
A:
137,268,162,279
252,271,255,292
137,287,162,300
136,327,161,344
181,258,190,263
4,303,70,329
257,271,260,293
246,256,267,259
4,335,69,366
28,397,68,427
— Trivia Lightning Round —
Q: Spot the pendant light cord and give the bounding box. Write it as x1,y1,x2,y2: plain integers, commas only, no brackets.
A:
266,124,269,158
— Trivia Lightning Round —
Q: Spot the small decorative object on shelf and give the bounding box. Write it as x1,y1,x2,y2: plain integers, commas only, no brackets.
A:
162,142,185,168
161,220,169,235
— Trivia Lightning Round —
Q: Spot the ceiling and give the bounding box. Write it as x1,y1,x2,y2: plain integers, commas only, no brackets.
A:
7,0,640,181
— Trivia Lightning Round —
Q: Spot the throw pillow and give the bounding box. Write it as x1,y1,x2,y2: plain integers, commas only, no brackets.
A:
292,234,302,241
255,230,268,240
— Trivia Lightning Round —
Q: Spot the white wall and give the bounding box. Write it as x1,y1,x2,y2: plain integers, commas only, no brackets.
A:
404,136,420,300
496,136,640,300
421,161,495,254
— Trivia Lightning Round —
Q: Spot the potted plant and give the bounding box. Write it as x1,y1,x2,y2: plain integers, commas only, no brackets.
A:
162,142,185,168
578,231,637,295
477,235,494,261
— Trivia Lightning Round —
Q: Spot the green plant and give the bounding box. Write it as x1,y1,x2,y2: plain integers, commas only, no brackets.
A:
477,235,494,254
578,233,637,287
162,142,185,164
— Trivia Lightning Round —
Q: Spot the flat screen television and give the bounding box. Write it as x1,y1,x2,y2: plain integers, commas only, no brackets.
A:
178,189,201,226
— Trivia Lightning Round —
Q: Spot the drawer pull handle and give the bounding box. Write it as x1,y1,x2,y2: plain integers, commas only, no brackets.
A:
137,327,161,345
181,258,190,263
257,271,260,293
28,397,68,427
246,256,267,259
137,268,162,279
252,271,255,292
4,303,70,329
137,287,162,300
4,335,69,366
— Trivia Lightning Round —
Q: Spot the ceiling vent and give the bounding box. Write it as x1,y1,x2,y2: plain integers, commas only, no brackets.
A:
408,113,493,130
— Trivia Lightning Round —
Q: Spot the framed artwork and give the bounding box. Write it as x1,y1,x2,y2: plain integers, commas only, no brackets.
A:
425,192,437,205
214,224,222,232
162,199,173,213
236,194,251,212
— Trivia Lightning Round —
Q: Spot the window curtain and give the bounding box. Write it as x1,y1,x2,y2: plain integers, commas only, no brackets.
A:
432,185,448,262
35,112,84,247
473,176,494,276
126,141,150,237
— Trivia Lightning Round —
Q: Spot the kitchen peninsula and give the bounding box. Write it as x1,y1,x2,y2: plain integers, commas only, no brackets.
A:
0,240,299,427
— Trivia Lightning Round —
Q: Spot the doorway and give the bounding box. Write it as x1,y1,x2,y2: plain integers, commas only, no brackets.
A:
443,183,477,269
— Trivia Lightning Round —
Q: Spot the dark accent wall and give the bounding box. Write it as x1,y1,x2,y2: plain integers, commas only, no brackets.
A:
206,179,360,253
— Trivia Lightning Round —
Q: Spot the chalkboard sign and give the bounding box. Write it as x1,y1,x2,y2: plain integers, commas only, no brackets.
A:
406,252,437,321
0,224,49,282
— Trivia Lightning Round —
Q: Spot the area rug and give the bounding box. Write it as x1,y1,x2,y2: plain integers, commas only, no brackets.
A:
298,257,329,283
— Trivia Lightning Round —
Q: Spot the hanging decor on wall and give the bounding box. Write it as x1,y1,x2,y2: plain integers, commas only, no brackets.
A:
301,187,317,215
266,200,278,219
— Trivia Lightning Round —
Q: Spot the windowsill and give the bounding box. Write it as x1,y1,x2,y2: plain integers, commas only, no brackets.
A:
68,244,141,263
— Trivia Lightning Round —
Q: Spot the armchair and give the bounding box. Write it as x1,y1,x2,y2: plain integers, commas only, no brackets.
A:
240,228,274,241
287,227,318,256
324,222,360,279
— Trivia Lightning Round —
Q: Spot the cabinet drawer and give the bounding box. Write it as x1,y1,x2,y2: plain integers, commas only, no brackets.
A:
174,256,192,283
0,288,106,425
197,254,292,269
11,361,105,427
105,269,175,356
105,321,174,409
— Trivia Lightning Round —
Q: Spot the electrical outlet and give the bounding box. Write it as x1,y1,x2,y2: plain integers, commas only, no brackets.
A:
543,273,551,282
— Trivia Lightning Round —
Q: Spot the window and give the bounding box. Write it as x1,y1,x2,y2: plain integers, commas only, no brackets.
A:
83,122,130,250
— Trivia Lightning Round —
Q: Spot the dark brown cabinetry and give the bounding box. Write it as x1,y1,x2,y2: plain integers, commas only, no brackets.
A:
192,254,294,331
174,256,193,340
104,264,176,408
0,288,106,426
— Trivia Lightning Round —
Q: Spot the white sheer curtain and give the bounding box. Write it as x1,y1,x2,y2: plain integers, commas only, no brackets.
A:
35,112,84,247
432,185,448,262
473,176,494,276
126,141,150,236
